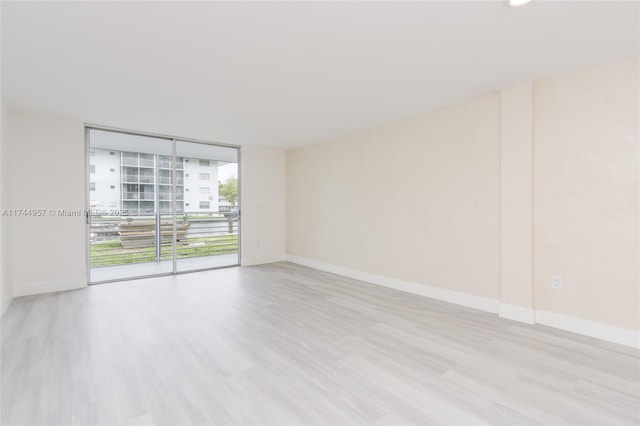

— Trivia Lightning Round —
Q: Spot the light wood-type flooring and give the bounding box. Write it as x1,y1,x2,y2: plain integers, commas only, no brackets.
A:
2,262,638,425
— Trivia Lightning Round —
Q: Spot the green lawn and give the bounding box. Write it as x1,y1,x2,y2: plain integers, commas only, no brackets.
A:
90,235,238,267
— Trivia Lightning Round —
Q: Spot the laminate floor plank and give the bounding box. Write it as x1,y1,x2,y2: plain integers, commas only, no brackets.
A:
2,262,638,425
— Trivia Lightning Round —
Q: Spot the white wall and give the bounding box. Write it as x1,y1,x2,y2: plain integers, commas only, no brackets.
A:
7,110,87,296
0,101,14,315
240,146,286,266
4,111,285,294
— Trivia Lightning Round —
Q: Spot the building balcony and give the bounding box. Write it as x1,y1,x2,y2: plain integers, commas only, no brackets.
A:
158,178,184,185
122,192,155,201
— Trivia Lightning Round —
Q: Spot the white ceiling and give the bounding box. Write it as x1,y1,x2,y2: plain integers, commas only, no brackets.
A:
2,1,638,149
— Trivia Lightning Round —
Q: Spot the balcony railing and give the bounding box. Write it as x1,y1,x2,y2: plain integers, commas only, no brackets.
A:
122,192,155,200
89,211,239,268
158,177,184,185
158,193,186,201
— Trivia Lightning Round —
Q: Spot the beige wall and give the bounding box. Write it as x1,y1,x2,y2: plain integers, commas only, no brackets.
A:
287,94,502,299
240,145,286,266
7,110,87,296
287,58,639,334
534,59,639,330
500,83,534,313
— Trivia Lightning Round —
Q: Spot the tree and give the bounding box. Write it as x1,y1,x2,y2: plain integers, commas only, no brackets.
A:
219,177,238,206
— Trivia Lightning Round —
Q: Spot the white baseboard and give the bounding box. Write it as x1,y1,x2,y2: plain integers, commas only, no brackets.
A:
285,255,639,348
535,309,639,349
242,255,286,267
285,255,500,314
499,303,535,324
13,276,87,297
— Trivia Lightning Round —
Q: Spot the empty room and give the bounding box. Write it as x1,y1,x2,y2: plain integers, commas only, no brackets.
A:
1,1,638,425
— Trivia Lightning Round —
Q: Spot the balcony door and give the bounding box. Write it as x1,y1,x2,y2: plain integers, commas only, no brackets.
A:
87,127,240,283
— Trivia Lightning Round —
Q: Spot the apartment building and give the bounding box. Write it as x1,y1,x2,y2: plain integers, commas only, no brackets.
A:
89,148,219,214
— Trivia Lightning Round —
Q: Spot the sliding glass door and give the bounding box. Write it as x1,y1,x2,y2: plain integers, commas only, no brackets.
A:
87,127,240,283
175,141,239,273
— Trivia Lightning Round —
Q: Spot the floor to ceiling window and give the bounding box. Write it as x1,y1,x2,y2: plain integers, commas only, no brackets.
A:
87,127,240,283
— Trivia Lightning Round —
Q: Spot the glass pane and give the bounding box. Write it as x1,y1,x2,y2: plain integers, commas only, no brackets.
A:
88,129,174,282
175,141,239,272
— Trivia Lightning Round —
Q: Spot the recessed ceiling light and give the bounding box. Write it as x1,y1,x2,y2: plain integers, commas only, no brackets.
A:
506,0,533,7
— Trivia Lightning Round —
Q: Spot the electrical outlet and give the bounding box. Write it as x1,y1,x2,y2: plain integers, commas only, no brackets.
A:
551,274,562,289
